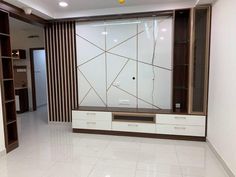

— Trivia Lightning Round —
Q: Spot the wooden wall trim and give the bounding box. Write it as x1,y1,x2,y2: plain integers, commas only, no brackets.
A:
0,1,47,26
48,10,174,23
45,22,78,122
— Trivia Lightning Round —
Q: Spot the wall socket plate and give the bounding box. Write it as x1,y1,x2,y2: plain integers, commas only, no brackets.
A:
175,103,181,108
119,99,130,105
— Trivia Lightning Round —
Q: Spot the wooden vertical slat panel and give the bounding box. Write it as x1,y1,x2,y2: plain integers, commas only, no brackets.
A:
45,21,77,122
56,22,63,122
45,26,52,121
70,23,75,108
68,22,72,122
48,25,52,122
71,22,77,118
59,23,65,122
72,22,78,111
50,25,56,122
57,23,63,122
48,24,55,122
47,25,52,122
56,23,61,121
49,24,57,121
62,22,68,122
52,23,59,122
70,22,74,121
65,22,70,122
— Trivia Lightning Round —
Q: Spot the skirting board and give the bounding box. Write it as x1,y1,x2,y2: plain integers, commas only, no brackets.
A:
0,149,6,158
73,128,206,142
207,139,235,177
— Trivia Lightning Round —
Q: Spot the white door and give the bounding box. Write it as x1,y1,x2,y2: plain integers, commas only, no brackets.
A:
33,49,47,107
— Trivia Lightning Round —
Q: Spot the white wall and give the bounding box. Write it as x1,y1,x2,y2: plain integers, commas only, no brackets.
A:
207,0,236,175
10,19,44,110
33,50,47,107
0,86,6,153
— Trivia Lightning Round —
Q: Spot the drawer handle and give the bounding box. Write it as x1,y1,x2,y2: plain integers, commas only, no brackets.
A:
87,122,96,125
174,126,186,130
128,124,138,127
174,116,186,120
87,113,96,115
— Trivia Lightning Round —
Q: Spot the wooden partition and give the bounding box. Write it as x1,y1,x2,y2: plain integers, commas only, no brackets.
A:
45,21,78,122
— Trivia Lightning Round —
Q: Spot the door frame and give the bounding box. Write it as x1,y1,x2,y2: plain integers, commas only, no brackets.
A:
29,47,45,111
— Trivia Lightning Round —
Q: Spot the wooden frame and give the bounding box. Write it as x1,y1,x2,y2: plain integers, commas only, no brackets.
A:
49,10,174,23
188,5,211,115
188,8,195,114
29,48,45,111
172,9,191,113
73,128,206,142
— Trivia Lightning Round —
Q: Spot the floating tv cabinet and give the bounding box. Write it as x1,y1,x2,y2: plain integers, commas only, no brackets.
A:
72,107,206,141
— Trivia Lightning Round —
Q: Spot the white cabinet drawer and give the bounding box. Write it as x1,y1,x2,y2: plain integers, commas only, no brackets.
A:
156,114,206,126
112,122,156,133
72,111,112,121
156,124,205,137
72,120,111,130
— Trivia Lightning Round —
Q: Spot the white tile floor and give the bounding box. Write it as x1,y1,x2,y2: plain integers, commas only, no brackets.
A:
0,106,229,177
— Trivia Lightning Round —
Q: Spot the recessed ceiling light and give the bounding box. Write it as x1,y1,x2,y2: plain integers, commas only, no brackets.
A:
161,28,167,32
160,37,165,40
59,1,68,7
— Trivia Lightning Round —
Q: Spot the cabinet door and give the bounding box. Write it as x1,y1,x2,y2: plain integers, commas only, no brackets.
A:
190,6,211,114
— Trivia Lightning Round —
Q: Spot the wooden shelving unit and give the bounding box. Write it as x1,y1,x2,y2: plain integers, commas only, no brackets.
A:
190,6,211,115
173,9,191,113
0,10,19,153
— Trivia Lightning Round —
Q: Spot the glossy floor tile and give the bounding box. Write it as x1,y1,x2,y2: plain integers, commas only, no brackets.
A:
0,106,230,177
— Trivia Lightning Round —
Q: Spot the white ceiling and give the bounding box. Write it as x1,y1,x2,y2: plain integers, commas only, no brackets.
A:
4,0,214,19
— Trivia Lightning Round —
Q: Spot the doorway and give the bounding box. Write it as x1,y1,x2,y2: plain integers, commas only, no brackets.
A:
30,48,47,111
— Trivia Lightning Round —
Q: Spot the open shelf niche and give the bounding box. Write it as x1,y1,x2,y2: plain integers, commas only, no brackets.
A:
173,9,191,113
0,10,19,153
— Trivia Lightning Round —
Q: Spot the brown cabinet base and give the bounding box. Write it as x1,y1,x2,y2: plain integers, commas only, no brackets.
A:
73,128,206,142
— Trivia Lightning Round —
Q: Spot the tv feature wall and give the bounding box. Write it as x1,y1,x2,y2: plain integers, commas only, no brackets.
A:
76,16,173,109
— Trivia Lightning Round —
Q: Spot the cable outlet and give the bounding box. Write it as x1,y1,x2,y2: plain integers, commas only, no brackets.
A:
119,100,130,105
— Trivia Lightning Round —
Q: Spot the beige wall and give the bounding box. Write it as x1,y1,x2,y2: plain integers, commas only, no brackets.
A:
10,18,44,110
207,0,236,175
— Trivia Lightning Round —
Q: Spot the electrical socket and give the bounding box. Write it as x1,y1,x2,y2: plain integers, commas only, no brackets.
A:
119,100,130,105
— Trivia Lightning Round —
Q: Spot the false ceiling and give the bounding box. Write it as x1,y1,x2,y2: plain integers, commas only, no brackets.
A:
3,0,214,19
